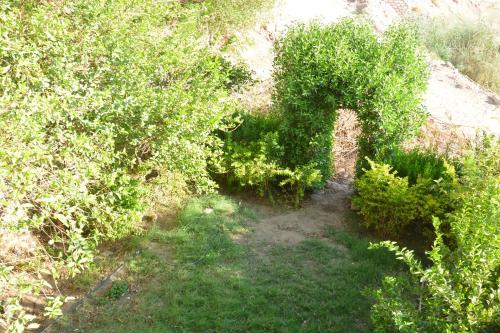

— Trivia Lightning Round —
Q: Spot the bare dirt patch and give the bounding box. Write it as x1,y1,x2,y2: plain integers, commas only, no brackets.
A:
241,180,354,257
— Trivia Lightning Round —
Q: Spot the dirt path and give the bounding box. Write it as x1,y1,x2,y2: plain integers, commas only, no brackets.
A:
242,181,355,253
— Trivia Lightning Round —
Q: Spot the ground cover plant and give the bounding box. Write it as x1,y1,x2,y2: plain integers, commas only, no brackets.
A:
51,195,402,333
0,0,269,330
195,0,274,42
420,16,500,93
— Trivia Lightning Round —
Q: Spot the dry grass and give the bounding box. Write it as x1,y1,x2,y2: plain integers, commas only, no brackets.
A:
333,109,361,179
404,117,476,158
421,17,500,94
332,111,476,180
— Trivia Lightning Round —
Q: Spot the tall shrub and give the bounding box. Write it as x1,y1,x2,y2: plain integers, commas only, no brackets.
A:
273,19,428,183
0,0,249,330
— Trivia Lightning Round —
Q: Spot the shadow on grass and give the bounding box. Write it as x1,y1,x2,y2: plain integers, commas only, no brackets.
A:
54,195,402,333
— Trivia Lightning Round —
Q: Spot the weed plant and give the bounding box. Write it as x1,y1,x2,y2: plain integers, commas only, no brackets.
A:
0,0,270,330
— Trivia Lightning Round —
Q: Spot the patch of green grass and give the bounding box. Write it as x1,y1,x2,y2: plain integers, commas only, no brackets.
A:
107,281,129,300
56,195,400,332
420,17,500,93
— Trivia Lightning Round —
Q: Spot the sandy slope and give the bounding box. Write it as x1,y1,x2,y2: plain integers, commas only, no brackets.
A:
236,0,500,138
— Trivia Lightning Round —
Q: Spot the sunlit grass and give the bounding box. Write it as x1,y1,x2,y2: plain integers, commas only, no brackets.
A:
54,195,401,332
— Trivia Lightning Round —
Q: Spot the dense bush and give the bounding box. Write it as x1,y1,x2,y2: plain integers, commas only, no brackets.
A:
220,112,321,205
353,153,458,242
420,17,500,94
273,19,428,183
370,142,500,332
0,0,264,330
378,148,454,185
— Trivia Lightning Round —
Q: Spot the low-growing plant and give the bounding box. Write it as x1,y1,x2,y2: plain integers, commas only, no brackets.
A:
377,148,453,185
352,159,419,239
220,113,321,205
191,0,274,42
107,281,129,300
370,141,500,333
353,156,458,242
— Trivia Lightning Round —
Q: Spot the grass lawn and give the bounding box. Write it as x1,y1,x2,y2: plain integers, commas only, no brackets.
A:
53,195,401,332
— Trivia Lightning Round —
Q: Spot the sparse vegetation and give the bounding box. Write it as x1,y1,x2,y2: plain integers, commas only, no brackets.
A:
420,16,500,93
196,0,274,41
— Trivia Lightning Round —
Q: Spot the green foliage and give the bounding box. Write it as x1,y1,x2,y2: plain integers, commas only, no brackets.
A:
190,0,274,41
370,142,500,332
53,195,401,332
353,157,458,241
220,19,428,202
220,113,321,205
420,17,500,93
378,148,453,185
0,0,260,330
353,159,418,239
273,19,428,182
107,281,129,300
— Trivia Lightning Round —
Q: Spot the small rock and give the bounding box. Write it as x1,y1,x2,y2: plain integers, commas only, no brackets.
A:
487,95,500,106
203,208,214,214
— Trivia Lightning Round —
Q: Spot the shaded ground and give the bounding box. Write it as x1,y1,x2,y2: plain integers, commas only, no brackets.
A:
48,187,402,333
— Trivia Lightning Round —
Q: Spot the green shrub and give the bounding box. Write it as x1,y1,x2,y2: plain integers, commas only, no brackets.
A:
370,141,500,333
353,157,458,241
352,160,419,239
219,19,428,203
0,0,258,330
377,148,453,185
420,17,500,93
107,281,129,300
273,19,428,183
220,112,321,205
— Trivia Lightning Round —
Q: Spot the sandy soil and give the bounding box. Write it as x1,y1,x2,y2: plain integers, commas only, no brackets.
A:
242,180,354,250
